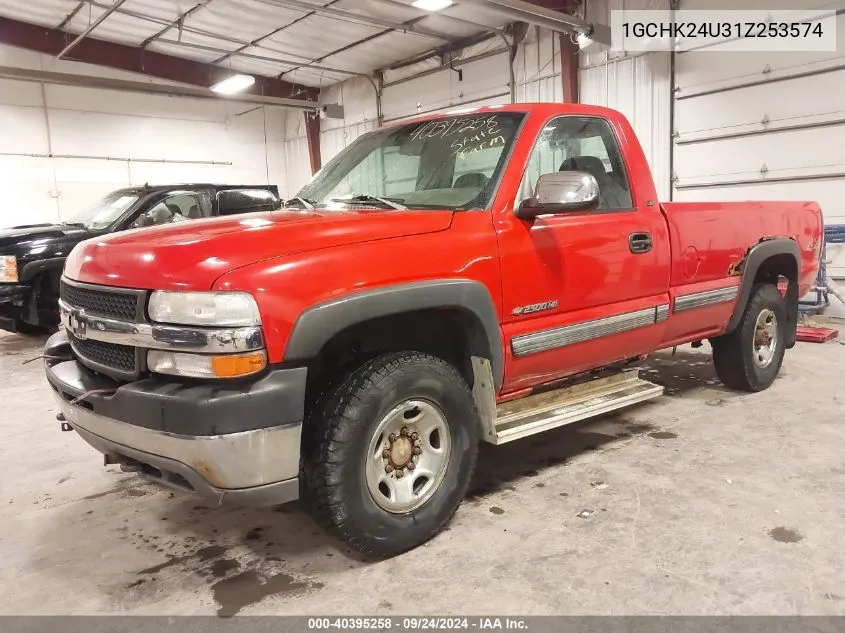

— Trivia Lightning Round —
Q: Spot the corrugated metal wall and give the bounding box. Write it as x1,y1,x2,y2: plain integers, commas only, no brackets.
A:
579,0,672,200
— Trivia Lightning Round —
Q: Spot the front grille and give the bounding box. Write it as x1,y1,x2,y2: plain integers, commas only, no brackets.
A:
69,334,137,376
60,281,140,321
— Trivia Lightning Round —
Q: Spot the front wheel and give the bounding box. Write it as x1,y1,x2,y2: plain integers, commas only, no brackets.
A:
300,351,480,558
712,283,786,392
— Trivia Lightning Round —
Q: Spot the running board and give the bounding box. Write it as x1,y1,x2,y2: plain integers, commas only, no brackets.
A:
491,370,663,445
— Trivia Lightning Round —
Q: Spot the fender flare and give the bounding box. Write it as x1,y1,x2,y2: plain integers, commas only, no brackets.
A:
20,257,66,283
726,238,801,337
284,279,504,391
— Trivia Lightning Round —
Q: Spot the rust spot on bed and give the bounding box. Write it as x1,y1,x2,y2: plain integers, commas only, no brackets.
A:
727,259,743,276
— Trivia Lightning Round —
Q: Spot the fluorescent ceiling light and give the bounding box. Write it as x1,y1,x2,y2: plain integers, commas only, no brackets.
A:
412,0,453,11
211,74,255,94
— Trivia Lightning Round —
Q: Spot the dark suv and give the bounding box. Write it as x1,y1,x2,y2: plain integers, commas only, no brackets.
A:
0,183,280,334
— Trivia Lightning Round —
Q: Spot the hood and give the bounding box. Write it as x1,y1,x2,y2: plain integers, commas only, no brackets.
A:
0,223,92,251
64,208,454,290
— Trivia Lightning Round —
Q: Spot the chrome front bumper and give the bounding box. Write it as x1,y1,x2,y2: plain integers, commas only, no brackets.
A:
55,393,302,506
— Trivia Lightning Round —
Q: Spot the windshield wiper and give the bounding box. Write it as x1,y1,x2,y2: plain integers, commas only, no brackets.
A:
285,196,316,209
61,221,86,228
331,194,407,210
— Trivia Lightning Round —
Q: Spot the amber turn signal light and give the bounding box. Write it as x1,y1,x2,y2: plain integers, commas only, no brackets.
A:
210,352,267,378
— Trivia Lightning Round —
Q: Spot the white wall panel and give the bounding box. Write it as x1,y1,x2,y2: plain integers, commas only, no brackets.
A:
581,52,672,200
0,45,290,228
320,77,379,132
0,105,50,154
0,156,59,224
284,137,312,200
673,0,845,277
382,50,512,122
514,27,563,103
577,0,672,200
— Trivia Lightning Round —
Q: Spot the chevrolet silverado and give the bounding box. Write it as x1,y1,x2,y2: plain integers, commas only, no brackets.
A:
43,104,822,557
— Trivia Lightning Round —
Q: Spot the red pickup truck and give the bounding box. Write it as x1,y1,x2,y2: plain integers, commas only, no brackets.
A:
45,103,822,558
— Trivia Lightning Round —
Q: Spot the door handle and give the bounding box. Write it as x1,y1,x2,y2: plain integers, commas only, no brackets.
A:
628,232,653,254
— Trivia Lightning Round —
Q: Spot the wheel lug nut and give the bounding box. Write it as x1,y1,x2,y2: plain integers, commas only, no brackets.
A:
412,446,422,455
382,449,390,458
389,433,396,442
385,465,394,473
407,462,416,471
395,470,404,478
411,432,419,441
400,426,409,436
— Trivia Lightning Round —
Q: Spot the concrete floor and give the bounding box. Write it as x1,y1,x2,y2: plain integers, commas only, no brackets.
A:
1,320,844,616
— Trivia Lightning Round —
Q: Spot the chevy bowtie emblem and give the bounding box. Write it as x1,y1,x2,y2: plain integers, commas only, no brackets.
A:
68,308,87,340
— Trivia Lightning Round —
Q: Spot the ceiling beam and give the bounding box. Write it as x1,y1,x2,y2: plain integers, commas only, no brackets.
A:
518,0,581,11
0,65,317,109
57,0,129,59
256,0,454,41
57,1,87,29
0,16,316,100
140,1,211,48
211,0,344,65
460,0,602,38
373,0,506,34
280,14,441,79
157,37,378,84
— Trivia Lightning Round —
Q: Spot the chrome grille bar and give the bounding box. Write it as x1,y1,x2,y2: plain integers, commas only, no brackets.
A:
59,300,264,354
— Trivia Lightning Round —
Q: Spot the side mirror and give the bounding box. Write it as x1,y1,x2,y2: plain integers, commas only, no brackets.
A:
516,171,600,220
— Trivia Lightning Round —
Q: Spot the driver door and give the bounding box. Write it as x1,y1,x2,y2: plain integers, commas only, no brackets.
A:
495,115,670,393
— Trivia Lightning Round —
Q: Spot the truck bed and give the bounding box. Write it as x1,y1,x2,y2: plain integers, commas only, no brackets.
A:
660,201,821,294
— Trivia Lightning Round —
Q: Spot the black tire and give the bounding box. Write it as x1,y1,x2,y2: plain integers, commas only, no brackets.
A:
300,351,480,558
712,283,787,392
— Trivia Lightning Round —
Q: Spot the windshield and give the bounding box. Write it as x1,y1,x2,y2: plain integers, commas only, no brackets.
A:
297,112,525,210
66,192,140,230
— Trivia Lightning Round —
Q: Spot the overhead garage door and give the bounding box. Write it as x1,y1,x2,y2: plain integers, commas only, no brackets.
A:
672,0,845,278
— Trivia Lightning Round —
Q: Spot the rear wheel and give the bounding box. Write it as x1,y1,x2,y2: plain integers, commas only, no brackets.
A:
712,283,786,392
300,351,480,558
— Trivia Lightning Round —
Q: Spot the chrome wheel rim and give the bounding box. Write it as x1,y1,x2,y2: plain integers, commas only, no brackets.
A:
753,308,778,369
365,399,451,514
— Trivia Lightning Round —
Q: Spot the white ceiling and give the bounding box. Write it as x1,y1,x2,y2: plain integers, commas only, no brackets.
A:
0,0,511,87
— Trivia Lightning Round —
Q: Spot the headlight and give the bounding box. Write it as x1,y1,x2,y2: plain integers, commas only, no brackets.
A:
148,291,261,326
147,350,267,379
0,255,18,282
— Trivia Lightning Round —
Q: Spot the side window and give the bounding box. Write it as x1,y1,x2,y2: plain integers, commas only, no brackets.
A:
519,116,633,211
132,193,201,228
217,189,278,215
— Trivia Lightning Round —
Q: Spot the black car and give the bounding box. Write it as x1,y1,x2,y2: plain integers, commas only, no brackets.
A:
0,183,281,334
